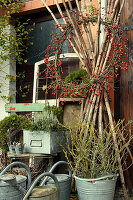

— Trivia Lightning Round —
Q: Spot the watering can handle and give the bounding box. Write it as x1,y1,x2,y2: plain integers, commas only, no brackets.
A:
0,161,31,189
23,172,60,200
40,161,72,186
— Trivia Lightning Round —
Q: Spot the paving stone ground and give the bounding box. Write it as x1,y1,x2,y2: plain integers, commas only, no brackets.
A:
70,189,133,200
114,188,133,200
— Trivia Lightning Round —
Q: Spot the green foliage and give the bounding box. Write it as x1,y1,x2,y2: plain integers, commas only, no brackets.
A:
0,114,31,152
0,0,22,7
88,4,97,15
19,84,30,98
0,0,25,64
65,68,89,83
0,0,33,100
0,13,33,64
62,120,133,178
63,68,90,98
31,106,64,132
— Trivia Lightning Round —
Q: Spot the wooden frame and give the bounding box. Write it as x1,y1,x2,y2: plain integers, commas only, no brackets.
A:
33,53,80,104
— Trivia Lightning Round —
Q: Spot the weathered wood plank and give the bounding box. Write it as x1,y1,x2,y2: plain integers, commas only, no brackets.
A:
120,0,133,191
5,103,45,112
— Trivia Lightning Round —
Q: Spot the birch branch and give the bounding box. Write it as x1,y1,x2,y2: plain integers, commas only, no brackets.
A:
107,0,112,14
87,85,100,123
94,31,107,74
115,0,125,24
54,0,84,61
111,0,120,21
92,94,101,125
100,37,114,72
81,0,94,53
109,0,115,15
83,95,90,118
98,100,103,138
75,0,81,12
83,91,95,122
93,0,101,69
67,0,73,10
62,0,92,74
41,0,85,66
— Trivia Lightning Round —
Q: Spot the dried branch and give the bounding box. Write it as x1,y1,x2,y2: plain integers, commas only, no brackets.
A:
111,0,121,21
107,0,112,14
67,0,73,10
93,0,101,69
75,0,81,12
98,100,103,137
101,37,114,72
92,94,101,125
41,0,85,66
54,0,85,63
109,0,115,14
116,0,125,23
62,0,92,73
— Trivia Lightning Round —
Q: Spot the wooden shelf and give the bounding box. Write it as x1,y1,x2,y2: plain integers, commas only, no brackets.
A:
7,152,57,168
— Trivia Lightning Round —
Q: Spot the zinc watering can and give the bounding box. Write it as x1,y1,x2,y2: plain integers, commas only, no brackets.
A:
0,161,32,200
40,161,72,200
23,172,60,200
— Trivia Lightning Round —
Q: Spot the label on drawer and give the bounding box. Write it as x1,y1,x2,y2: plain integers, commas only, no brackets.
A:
30,140,42,147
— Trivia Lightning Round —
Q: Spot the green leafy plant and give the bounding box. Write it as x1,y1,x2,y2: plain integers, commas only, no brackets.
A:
65,68,89,84
62,68,90,98
62,120,133,179
0,114,31,152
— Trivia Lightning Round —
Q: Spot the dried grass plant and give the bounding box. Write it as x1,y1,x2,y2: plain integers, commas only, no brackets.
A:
62,120,133,179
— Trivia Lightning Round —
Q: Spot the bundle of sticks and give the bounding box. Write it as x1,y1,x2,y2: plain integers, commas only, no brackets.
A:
41,1,132,199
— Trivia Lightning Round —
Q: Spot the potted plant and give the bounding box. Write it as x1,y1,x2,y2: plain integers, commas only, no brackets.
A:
0,114,31,153
23,106,65,154
61,120,133,200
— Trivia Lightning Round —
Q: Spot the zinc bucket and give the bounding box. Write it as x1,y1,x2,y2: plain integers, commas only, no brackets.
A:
75,174,118,200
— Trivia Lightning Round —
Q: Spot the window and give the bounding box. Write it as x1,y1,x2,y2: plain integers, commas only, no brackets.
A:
17,8,79,103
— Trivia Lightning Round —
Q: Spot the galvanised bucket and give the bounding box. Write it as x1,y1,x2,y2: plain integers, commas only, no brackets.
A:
40,161,72,200
75,174,118,200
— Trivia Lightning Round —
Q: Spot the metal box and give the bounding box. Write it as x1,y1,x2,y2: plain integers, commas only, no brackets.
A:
23,130,62,154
